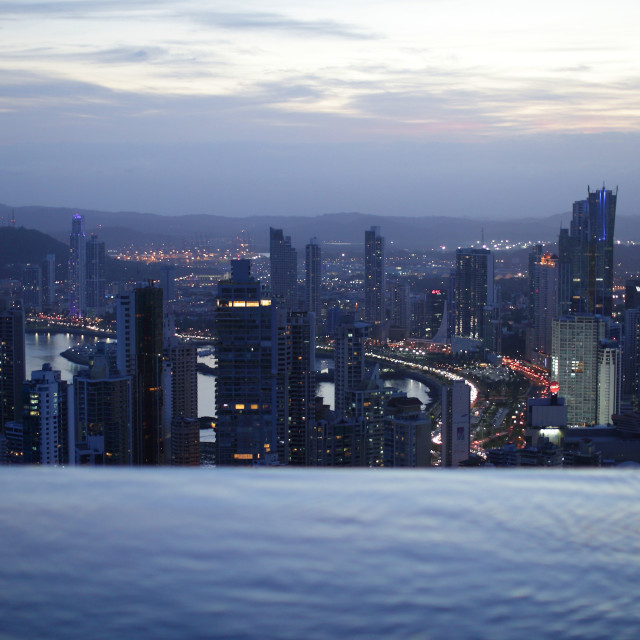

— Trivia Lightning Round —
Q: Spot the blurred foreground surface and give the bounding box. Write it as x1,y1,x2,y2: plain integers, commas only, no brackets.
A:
1,469,639,639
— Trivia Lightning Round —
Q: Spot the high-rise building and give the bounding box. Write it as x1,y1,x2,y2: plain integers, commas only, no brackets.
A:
305,238,321,325
552,315,606,426
625,279,640,311
214,260,276,465
389,280,410,340
364,226,386,328
598,341,621,425
117,284,165,465
68,214,86,318
160,265,176,305
441,379,470,467
21,264,42,312
558,186,617,317
383,396,431,467
22,364,69,465
288,311,316,465
41,254,56,312
85,234,106,314
170,416,200,466
623,308,640,396
529,252,559,362
74,343,132,465
453,248,494,345
334,318,369,417
0,299,25,434
270,227,298,310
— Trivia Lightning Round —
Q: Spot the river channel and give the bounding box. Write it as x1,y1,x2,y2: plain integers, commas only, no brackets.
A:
25,334,432,421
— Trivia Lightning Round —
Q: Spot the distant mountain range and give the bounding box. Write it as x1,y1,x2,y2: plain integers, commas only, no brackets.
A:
2,203,640,251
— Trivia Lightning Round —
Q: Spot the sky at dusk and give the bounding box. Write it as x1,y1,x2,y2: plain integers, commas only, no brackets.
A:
1,0,639,219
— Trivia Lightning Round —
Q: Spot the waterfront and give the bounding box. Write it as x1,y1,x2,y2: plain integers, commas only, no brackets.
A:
25,335,432,420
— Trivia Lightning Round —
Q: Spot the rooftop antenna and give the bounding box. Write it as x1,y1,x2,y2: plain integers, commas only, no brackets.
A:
481,226,485,247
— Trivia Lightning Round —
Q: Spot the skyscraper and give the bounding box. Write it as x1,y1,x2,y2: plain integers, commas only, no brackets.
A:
74,343,132,465
0,299,25,434
22,364,69,465
287,310,316,465
364,226,386,328
85,234,106,314
21,264,42,312
558,186,617,317
41,254,56,312
334,318,369,417
441,379,470,467
270,227,298,310
117,284,165,465
453,248,494,345
68,214,86,318
214,260,276,465
529,252,559,362
552,315,606,426
305,238,321,325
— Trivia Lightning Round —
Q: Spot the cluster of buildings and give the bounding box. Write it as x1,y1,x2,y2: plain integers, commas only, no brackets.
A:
0,283,199,466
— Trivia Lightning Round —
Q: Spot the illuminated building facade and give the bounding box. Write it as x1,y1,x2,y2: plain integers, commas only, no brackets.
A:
41,254,56,312
453,248,494,343
530,252,559,361
214,260,276,465
22,364,69,465
558,186,617,317
552,315,605,426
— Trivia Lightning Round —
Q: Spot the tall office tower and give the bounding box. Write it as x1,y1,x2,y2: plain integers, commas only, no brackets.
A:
305,238,321,323
270,227,298,310
625,279,640,311
364,226,386,327
598,342,621,425
454,248,494,343
288,310,316,466
552,315,606,426
623,308,640,396
334,318,369,417
21,264,42,312
160,265,176,306
389,280,410,340
214,260,276,465
74,344,132,465
0,299,25,434
22,364,69,465
68,214,86,318
558,186,617,317
41,254,56,312
85,234,106,314
441,379,470,467
529,252,559,362
117,284,165,465
425,288,447,338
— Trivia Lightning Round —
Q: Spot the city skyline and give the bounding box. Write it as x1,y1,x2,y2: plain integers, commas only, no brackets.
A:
1,1,639,218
